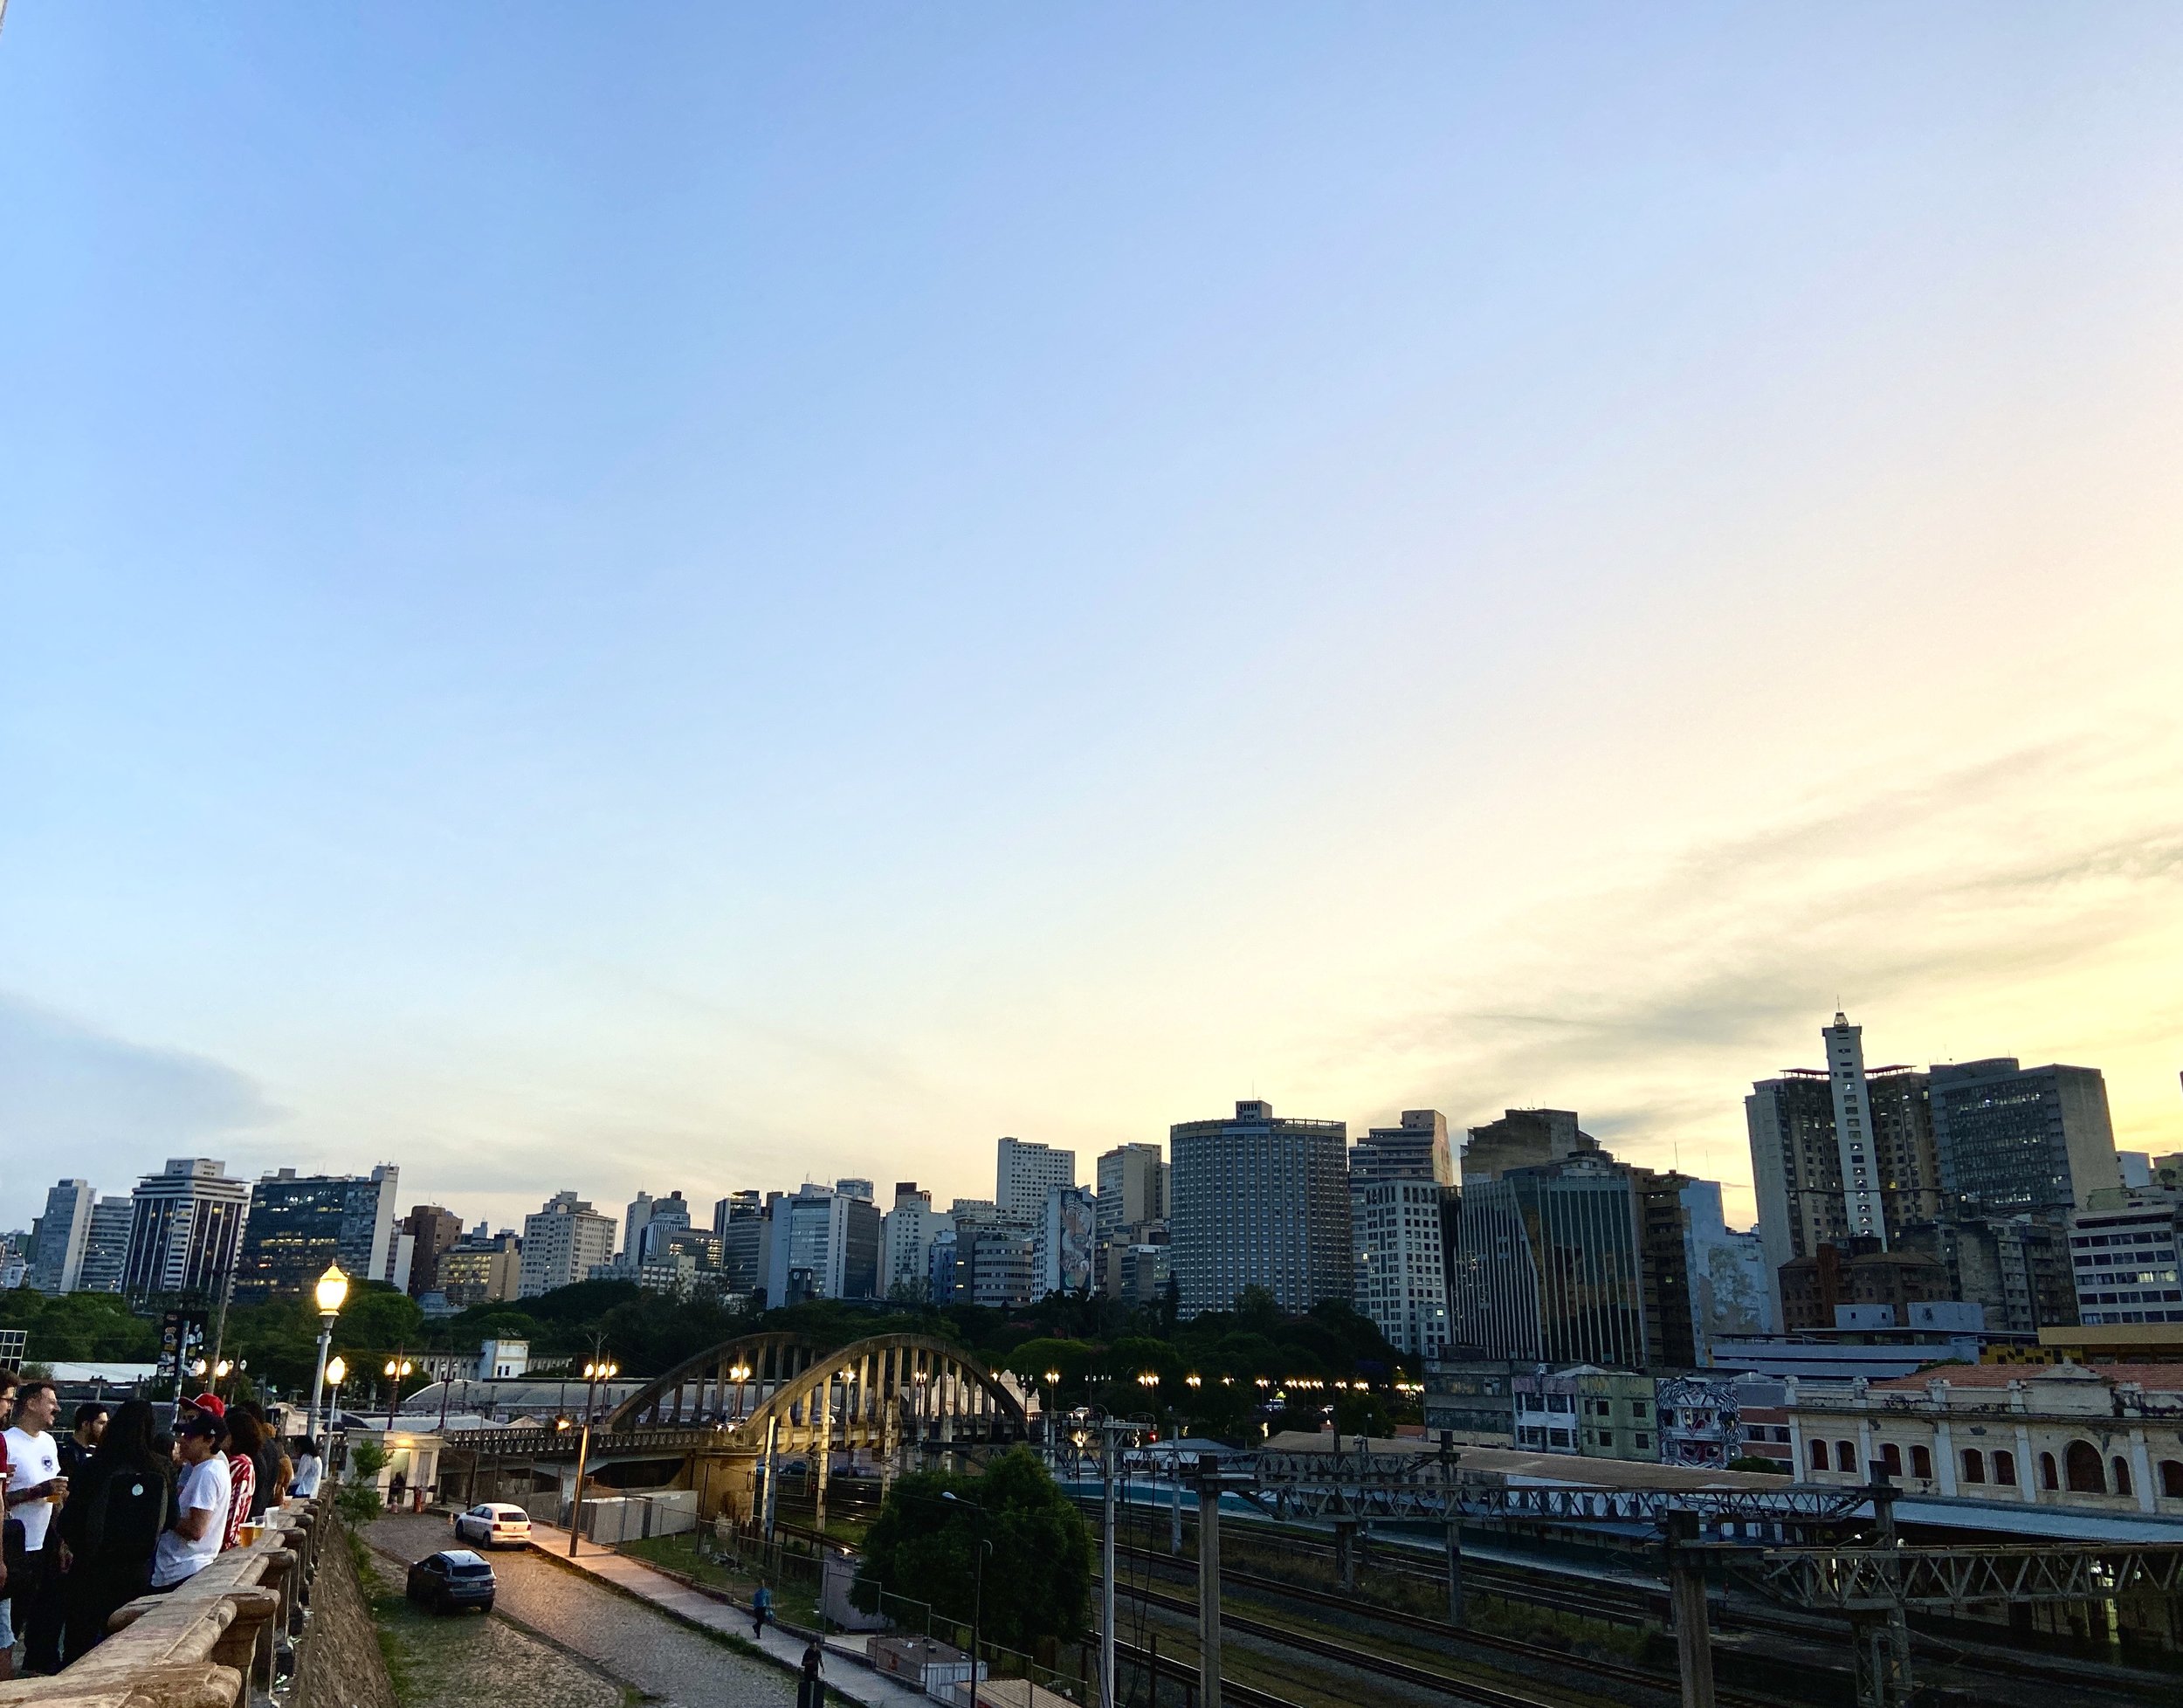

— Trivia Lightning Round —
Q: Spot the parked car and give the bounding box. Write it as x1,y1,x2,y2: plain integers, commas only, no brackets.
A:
452,1502,533,1549
405,1550,497,1615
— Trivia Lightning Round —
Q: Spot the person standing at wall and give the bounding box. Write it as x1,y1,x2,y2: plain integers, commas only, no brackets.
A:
58,1402,169,1663
3,1381,69,1675
148,1418,231,1594
0,1369,21,1681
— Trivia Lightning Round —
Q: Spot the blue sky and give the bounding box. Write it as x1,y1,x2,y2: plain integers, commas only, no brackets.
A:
5,4,2182,1231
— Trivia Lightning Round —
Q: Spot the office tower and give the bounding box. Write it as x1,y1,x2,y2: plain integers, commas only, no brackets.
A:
1895,1215,2075,1333
1353,1177,1452,1356
2067,1196,2183,1326
1929,1058,2121,1216
950,1197,1002,1229
1451,1153,1649,1367
2118,1152,2154,1189
29,1181,95,1293
1747,1016,1942,1305
1460,1109,1598,1185
1353,1110,1454,1187
76,1196,134,1294
122,1159,251,1304
1095,1144,1166,1246
1168,1099,1350,1319
968,1228,1036,1309
637,1191,692,1261
882,1183,951,1298
995,1138,1076,1228
1035,1185,1096,1297
438,1226,523,1308
623,1192,656,1264
928,1228,961,1304
519,1192,617,1297
835,1178,876,1203
401,1206,465,1298
766,1182,882,1304
231,1166,403,1305
713,1192,771,1293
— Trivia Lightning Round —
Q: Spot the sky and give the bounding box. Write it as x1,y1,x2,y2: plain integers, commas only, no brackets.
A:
3,4,2182,1236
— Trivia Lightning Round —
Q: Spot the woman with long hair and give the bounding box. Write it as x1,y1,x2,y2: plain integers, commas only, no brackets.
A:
58,1400,171,1663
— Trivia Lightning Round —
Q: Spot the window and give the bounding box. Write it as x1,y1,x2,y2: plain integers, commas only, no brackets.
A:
2161,1460,2183,1499
1631,1401,1649,1419
2113,1457,2133,1498
1835,1440,1857,1474
1911,1444,1932,1480
1880,1443,1904,1477
1810,1438,1828,1471
1993,1450,2016,1487
1960,1449,1985,1484
2064,1442,2105,1494
2039,1451,2059,1491
1633,1432,1650,1450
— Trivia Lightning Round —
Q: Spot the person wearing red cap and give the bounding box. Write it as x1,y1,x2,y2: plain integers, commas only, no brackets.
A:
178,1395,225,1427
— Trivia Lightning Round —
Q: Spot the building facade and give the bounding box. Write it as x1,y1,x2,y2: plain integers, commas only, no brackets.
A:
29,1180,95,1294
1451,1154,1649,1368
401,1205,465,1299
1168,1099,1350,1319
1460,1109,1596,1186
2068,1195,2183,1326
519,1192,617,1298
882,1183,951,1298
1095,1144,1166,1246
765,1183,881,1304
121,1159,251,1305
968,1228,1036,1310
1353,1110,1454,1187
1929,1059,2121,1216
232,1166,403,1305
714,1192,773,1296
437,1227,522,1308
1035,1184,1096,1297
76,1196,134,1294
996,1139,1076,1229
1353,1177,1452,1357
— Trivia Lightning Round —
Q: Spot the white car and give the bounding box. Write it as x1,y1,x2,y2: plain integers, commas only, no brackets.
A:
451,1503,533,1549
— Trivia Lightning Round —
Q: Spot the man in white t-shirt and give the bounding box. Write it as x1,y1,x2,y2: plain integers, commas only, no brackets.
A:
3,1381,67,1674
150,1417,231,1592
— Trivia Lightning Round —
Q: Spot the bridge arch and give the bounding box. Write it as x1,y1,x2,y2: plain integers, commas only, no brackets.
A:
603,1331,823,1430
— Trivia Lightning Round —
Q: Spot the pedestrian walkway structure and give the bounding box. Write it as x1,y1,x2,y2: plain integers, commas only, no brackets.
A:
447,1331,1028,1525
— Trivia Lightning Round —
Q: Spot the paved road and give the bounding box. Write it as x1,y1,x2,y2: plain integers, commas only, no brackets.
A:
368,1513,794,1708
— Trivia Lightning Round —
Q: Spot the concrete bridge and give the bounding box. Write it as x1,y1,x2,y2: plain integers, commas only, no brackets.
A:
443,1330,1027,1521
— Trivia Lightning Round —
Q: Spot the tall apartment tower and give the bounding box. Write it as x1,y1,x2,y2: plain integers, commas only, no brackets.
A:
766,1182,881,1304
401,1206,465,1298
995,1138,1076,1228
519,1192,617,1297
232,1167,403,1304
1168,1099,1349,1319
1095,1143,1166,1245
881,1183,951,1298
1451,1153,1649,1368
1824,1014,1889,1244
76,1196,134,1294
29,1180,96,1293
121,1160,251,1304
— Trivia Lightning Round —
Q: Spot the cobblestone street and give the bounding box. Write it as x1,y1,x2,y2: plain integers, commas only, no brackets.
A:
368,1514,794,1708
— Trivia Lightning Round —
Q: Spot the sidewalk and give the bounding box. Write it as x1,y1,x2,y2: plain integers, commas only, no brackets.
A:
526,1522,929,1708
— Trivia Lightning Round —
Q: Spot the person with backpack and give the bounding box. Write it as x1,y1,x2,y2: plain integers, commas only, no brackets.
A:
748,1581,772,1639
57,1401,169,1663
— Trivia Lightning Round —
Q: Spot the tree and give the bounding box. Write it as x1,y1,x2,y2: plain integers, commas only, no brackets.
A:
853,1448,1091,1652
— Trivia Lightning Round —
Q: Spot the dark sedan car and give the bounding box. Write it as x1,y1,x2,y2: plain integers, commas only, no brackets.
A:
405,1549,497,1615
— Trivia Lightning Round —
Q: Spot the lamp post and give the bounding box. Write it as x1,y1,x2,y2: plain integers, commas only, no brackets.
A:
325,1355,348,1432
383,1354,415,1432
940,1491,994,1688
568,1352,619,1556
306,1264,350,1445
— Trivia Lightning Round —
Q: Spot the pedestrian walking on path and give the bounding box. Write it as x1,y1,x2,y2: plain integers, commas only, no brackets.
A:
749,1581,771,1639
795,1638,825,1707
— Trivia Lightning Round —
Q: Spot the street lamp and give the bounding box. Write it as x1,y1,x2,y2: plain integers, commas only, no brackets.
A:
306,1264,350,1445
383,1355,415,1431
940,1491,994,1685
568,1353,619,1556
325,1356,348,1432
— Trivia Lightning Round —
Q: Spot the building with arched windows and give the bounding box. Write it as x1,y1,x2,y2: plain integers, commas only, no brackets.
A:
1784,1361,2183,1515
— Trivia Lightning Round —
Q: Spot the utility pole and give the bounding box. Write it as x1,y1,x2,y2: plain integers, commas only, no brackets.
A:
1437,1434,1464,1623
1196,1453,1227,1708
815,1372,833,1535
1663,1512,1716,1708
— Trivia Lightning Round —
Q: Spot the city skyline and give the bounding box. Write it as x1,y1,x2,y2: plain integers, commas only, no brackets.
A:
7,7,2183,1230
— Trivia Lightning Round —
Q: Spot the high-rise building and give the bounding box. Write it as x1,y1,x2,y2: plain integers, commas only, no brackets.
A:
1095,1145,1166,1247
1895,1214,2074,1333
968,1228,1036,1310
1673,1179,1777,1359
623,1192,657,1264
121,1159,251,1304
637,1191,692,1261
835,1179,876,1203
713,1192,772,1294
2066,1193,2183,1326
401,1206,465,1299
437,1226,522,1308
519,1192,617,1297
766,1183,881,1304
1929,1058,2121,1216
882,1183,951,1299
1450,1153,1649,1368
1353,1111,1454,1187
231,1166,403,1304
1035,1185,1096,1297
1353,1177,1452,1357
76,1196,134,1294
1460,1109,1597,1185
995,1139,1075,1229
28,1181,95,1294
1775,1236,1949,1329
1168,1099,1350,1319
1746,1015,1943,1306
